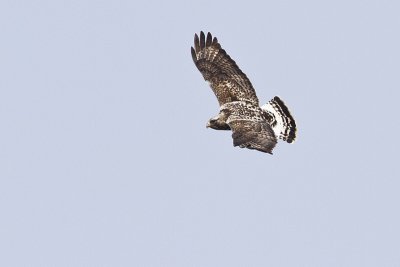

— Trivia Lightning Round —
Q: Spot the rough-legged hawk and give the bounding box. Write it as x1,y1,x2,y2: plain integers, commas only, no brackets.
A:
191,31,297,154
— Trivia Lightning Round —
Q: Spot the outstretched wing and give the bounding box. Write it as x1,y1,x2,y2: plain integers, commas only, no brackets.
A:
222,101,277,154
230,120,277,154
191,31,259,106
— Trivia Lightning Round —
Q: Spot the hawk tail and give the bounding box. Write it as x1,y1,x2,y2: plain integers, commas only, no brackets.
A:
261,96,297,143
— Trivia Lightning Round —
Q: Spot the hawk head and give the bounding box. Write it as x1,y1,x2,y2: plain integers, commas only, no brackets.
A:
206,113,231,130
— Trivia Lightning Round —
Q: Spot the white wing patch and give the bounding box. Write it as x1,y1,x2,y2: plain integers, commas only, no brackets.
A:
261,96,297,143
262,102,285,139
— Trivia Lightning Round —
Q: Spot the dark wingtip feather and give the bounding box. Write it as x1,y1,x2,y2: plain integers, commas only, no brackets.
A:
191,47,197,63
212,37,218,45
194,33,200,52
206,32,212,47
200,31,205,49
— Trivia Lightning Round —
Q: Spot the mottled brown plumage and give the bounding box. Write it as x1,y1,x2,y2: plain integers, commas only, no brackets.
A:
221,101,277,153
191,31,259,106
191,31,297,154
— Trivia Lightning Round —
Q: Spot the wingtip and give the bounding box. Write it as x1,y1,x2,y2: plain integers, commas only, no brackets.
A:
206,32,212,46
194,31,219,47
212,36,218,45
194,33,200,52
191,46,197,63
199,31,205,49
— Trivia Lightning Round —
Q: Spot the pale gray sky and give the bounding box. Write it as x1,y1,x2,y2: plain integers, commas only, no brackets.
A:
1,0,400,266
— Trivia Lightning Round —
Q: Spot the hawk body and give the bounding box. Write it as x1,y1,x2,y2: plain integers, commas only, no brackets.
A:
191,31,297,154
221,101,277,153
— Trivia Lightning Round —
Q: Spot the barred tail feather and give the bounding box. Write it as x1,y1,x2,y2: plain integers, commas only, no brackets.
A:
261,96,297,143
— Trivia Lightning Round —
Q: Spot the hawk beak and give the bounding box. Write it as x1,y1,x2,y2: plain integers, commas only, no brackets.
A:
206,122,210,128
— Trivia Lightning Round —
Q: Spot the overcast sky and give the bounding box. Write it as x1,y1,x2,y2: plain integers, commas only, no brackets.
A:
1,0,400,266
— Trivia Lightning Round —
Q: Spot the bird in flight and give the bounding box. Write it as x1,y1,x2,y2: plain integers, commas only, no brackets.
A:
191,31,297,154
